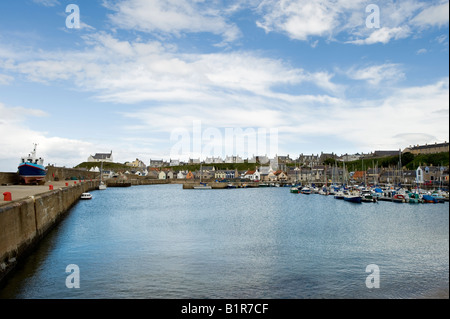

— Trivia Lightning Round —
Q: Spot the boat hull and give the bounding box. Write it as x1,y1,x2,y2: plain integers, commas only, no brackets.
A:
18,163,46,184
344,196,362,203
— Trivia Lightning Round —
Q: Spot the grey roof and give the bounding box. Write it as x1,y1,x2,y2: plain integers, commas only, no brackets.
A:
93,152,112,159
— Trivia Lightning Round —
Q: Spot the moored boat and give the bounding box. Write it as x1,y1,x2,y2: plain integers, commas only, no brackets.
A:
344,191,362,203
80,193,92,200
300,187,311,194
392,193,407,203
18,144,47,184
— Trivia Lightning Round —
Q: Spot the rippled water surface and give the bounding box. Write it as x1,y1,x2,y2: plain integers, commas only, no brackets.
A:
1,184,448,299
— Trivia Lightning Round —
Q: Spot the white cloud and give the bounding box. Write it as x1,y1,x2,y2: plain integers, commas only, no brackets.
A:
412,1,449,27
104,0,241,44
348,26,411,45
416,48,428,54
256,0,447,45
2,33,340,106
32,0,60,7
0,103,93,171
345,64,405,85
0,74,13,85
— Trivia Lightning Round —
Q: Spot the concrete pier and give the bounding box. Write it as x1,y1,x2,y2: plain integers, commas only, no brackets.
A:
0,180,99,285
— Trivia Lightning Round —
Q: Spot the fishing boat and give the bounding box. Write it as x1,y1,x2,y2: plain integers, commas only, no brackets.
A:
227,183,237,189
408,193,423,204
392,193,407,203
334,190,346,199
300,187,311,194
18,143,47,184
290,186,300,194
80,192,92,200
344,191,362,203
361,190,377,202
422,194,438,203
430,191,446,203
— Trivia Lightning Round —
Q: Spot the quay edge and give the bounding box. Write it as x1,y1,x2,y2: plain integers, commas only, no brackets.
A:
0,180,99,287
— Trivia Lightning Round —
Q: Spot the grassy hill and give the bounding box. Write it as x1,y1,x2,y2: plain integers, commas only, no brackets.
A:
75,162,132,172
323,152,449,171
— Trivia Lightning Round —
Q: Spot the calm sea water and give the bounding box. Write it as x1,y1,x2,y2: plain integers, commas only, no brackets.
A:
0,184,448,299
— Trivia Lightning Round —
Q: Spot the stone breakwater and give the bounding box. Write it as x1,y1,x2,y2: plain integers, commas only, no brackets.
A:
0,180,99,285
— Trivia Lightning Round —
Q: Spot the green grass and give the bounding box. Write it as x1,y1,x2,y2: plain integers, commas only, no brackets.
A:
75,162,132,172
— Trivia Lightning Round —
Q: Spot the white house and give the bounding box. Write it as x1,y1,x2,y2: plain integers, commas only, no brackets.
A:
87,151,113,163
177,171,187,179
158,171,167,180
224,155,244,163
244,169,261,181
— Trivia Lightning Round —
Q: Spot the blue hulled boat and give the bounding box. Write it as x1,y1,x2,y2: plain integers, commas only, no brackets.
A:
18,144,46,184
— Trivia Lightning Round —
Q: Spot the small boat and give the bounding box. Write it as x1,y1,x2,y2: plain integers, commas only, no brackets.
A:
422,194,438,203
194,182,212,189
80,193,92,200
408,193,423,204
227,183,237,189
392,194,407,203
290,187,300,194
360,189,374,202
301,187,311,194
334,190,345,199
430,191,446,203
344,193,362,203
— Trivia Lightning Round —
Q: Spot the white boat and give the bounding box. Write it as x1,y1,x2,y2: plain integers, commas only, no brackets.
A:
194,183,212,189
301,187,311,194
80,192,92,200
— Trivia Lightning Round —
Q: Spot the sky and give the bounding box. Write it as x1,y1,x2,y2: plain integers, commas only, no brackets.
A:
0,0,448,171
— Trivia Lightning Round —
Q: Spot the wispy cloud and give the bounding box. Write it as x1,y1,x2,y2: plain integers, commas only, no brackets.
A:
256,0,447,45
32,0,60,7
103,0,241,44
345,63,405,86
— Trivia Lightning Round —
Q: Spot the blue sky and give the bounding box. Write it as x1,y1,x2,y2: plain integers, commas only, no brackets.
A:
0,0,448,171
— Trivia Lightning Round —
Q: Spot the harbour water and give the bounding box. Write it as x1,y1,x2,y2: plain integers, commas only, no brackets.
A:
0,184,448,299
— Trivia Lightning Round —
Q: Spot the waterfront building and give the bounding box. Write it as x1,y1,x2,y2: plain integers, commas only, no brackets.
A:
158,171,167,180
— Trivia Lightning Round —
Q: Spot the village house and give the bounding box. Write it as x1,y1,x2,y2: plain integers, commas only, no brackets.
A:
296,154,320,167
186,171,195,179
177,171,187,179
274,170,288,181
243,169,261,181
259,166,272,181
224,155,244,163
158,171,167,180
125,158,146,168
149,159,165,168
169,159,180,166
205,157,223,164
87,151,113,163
